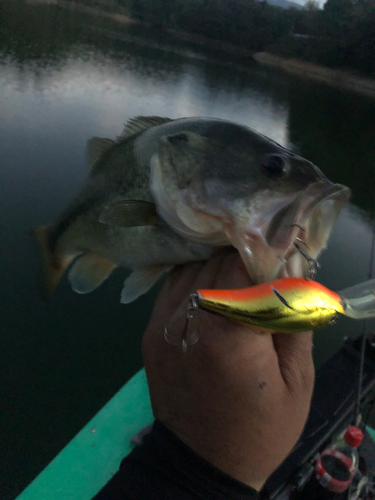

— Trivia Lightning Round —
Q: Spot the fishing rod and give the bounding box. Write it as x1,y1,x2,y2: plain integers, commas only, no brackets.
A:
355,186,375,427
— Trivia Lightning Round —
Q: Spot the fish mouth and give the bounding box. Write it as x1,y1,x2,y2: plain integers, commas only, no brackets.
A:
226,182,351,283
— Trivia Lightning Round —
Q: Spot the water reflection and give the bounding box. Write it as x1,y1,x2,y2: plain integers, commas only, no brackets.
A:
1,1,375,498
287,84,375,211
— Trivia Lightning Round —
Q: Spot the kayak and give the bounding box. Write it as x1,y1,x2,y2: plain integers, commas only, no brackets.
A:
16,369,153,500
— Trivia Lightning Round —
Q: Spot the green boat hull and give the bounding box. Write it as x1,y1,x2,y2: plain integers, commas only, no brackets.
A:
17,369,153,500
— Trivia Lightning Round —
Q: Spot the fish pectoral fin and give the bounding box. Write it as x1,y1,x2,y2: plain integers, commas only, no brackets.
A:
121,265,173,304
86,137,115,169
32,225,74,298
68,253,118,294
99,200,159,227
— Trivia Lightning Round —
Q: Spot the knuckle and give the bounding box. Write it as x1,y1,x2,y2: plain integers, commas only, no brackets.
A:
280,346,315,396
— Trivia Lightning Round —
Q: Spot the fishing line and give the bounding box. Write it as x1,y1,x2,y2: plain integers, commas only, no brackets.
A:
364,394,375,425
354,174,375,426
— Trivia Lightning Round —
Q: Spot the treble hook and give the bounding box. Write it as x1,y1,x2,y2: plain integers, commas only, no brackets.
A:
294,243,321,279
164,293,199,353
295,236,310,250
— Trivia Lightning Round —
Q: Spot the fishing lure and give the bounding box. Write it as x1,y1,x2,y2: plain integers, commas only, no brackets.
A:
165,277,375,352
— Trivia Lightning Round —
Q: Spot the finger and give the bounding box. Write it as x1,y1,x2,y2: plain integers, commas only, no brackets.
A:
158,248,231,306
165,249,232,333
143,251,232,365
273,331,315,395
214,250,253,289
191,248,233,291
154,260,205,316
190,250,273,355
146,249,232,337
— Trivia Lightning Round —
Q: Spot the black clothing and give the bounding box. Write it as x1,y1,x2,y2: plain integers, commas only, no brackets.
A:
93,420,259,499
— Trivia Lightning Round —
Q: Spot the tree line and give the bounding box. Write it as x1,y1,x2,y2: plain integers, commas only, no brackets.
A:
125,0,375,77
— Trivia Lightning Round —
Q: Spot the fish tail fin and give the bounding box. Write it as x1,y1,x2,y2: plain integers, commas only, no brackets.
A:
32,225,71,298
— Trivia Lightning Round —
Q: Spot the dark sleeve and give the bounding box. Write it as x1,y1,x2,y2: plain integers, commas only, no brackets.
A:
93,420,259,500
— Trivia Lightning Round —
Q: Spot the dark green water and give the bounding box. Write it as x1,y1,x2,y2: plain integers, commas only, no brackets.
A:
1,2,375,498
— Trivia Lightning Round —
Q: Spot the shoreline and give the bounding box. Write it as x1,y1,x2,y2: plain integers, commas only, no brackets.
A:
56,1,375,99
57,1,138,26
253,52,375,99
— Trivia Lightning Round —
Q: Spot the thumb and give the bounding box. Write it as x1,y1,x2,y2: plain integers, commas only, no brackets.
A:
273,331,315,396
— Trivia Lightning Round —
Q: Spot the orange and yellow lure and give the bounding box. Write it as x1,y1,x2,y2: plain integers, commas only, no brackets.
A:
193,276,375,333
195,277,344,334
164,277,375,351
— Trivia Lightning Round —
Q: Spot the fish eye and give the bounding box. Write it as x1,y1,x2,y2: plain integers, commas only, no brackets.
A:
262,154,286,178
167,133,189,146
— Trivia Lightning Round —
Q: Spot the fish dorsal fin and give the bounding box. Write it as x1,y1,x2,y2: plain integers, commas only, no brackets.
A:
119,116,173,140
68,252,118,294
86,137,115,169
120,264,173,304
99,200,159,227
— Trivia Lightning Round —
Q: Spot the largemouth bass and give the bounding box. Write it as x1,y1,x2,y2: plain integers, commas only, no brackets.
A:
33,116,350,303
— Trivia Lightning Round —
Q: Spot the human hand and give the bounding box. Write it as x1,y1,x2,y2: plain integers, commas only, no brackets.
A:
142,249,315,491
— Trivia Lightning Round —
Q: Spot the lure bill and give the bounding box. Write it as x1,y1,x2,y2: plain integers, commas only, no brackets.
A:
164,278,375,350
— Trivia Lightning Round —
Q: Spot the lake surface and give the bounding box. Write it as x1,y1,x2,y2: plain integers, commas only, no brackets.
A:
1,2,375,498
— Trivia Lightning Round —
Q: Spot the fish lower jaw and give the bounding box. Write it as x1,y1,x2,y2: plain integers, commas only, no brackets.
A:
238,238,311,284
